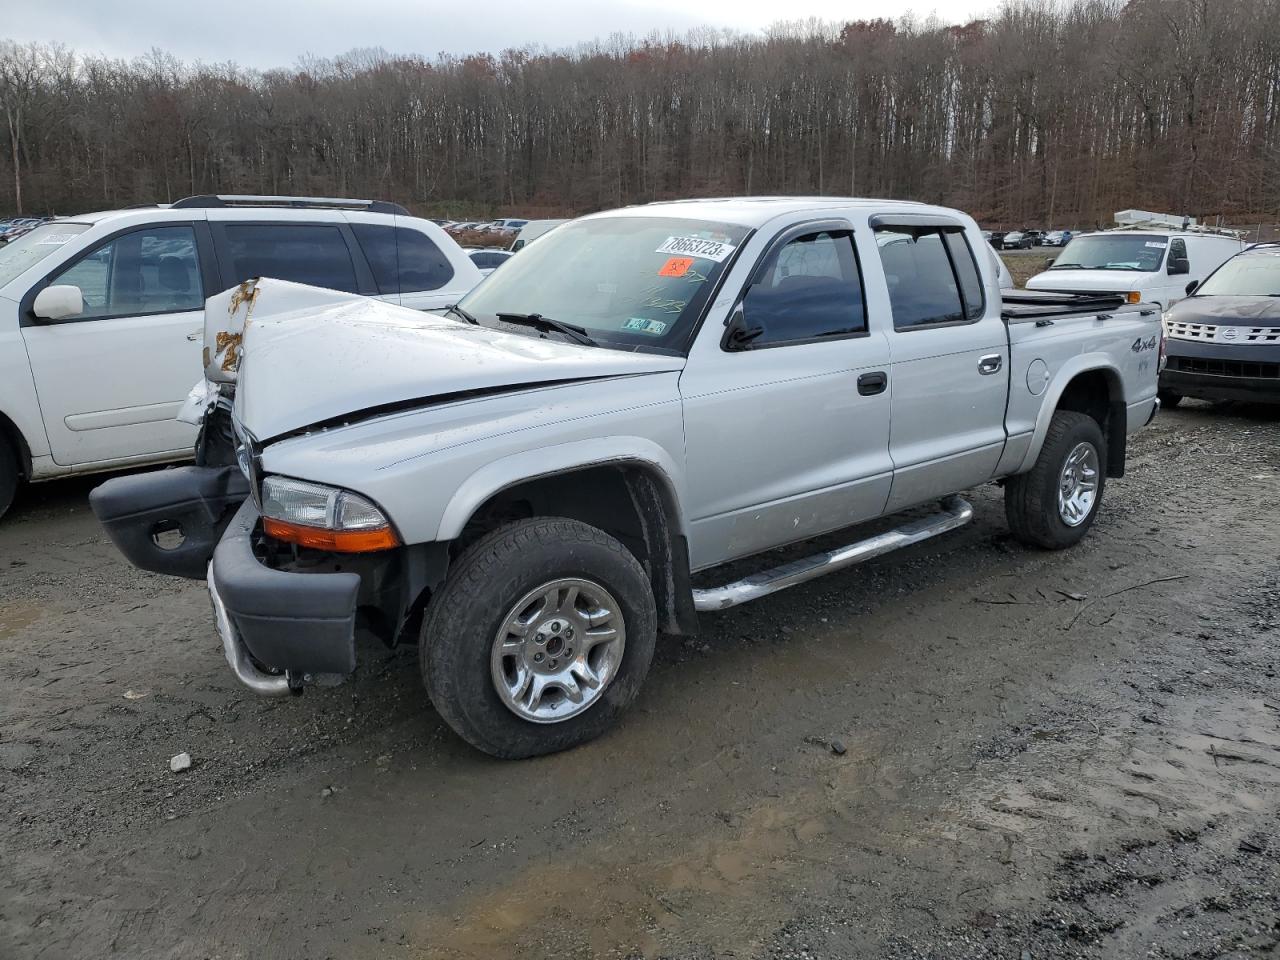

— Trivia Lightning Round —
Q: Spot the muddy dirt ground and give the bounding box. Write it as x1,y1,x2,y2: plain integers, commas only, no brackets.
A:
2,401,1278,960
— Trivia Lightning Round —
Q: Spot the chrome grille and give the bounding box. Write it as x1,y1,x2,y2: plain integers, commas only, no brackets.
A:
1165,319,1217,341
1165,319,1280,343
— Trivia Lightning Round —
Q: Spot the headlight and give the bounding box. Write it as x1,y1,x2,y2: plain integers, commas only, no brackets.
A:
260,476,400,552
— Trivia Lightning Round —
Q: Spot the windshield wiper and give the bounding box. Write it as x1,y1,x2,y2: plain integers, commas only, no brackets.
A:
445,303,479,325
495,312,598,347
1048,262,1086,270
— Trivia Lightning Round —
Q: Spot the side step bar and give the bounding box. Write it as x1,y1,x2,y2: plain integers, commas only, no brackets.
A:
692,496,974,612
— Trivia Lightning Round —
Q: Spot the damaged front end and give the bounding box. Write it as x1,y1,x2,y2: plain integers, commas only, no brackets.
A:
89,279,443,696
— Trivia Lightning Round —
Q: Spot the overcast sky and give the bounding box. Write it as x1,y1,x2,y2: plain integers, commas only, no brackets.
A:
1,0,999,68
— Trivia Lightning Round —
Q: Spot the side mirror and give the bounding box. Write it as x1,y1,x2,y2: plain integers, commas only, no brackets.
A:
1167,257,1190,276
1185,280,1199,296
32,284,84,321
1043,257,1056,269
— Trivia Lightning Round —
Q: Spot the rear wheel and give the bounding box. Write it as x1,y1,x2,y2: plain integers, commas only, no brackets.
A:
1005,410,1106,550
1157,388,1183,408
421,517,657,759
0,434,19,521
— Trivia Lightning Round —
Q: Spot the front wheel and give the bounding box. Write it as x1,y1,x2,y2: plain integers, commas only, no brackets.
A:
421,517,657,758
1005,410,1106,550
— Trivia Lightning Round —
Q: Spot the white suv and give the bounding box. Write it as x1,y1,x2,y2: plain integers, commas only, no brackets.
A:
0,195,482,518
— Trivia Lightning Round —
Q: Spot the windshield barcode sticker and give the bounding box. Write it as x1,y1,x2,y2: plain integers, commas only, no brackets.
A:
656,236,736,262
36,234,79,245
1145,241,1168,248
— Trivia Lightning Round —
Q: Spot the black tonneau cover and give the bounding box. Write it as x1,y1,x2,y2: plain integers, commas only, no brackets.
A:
1001,290,1129,322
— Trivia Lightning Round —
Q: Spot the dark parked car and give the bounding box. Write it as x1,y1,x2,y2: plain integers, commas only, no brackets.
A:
1159,242,1280,406
1002,231,1034,250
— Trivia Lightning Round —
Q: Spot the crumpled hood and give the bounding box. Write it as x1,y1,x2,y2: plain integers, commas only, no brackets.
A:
207,279,684,440
1025,270,1144,294
1166,295,1280,326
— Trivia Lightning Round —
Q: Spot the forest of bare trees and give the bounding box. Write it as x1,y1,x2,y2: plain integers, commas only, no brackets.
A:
3,0,1280,227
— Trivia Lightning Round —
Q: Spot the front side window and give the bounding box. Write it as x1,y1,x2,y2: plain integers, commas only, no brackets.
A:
53,225,202,320
739,231,866,345
1197,252,1280,296
220,223,358,292
1048,234,1168,272
460,215,751,352
875,228,969,329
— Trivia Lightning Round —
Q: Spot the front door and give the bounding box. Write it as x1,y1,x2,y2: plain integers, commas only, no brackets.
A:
873,224,1009,512
680,225,894,570
21,224,207,467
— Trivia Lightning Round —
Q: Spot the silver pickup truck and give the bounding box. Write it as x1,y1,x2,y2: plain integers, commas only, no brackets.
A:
90,198,1162,759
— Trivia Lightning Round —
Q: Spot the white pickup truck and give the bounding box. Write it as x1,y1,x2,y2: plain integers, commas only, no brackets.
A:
91,198,1162,759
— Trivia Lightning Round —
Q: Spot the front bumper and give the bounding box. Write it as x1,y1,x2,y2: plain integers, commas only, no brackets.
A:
92,466,362,689
211,499,361,681
1161,340,1280,403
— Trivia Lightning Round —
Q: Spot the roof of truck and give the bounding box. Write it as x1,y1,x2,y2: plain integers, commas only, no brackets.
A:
608,196,944,229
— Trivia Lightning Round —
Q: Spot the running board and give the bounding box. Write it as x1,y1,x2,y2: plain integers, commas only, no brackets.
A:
691,496,974,612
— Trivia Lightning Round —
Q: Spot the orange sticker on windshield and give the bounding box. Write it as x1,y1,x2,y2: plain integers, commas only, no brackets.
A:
659,256,694,277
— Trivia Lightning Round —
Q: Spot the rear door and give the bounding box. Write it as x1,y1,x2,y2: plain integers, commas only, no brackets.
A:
20,221,213,467
680,220,894,569
872,217,1009,512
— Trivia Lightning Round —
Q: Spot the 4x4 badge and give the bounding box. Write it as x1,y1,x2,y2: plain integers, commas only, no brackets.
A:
1131,335,1158,353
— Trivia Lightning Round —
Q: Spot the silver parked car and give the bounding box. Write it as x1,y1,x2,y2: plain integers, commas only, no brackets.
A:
92,197,1161,759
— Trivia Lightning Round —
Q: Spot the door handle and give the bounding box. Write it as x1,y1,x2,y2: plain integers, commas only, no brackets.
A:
857,371,888,396
978,354,1003,375
186,330,202,342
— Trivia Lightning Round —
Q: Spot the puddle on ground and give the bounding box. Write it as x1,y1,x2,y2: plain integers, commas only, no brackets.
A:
0,601,43,640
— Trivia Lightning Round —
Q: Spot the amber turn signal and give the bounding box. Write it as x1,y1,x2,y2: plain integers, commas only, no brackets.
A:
263,517,400,553
1126,291,1142,303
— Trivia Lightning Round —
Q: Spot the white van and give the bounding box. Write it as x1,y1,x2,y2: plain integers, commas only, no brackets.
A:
1026,229,1244,309
509,219,568,252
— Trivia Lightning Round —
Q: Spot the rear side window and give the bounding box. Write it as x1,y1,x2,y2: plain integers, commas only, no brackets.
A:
739,230,866,346
219,224,358,292
352,224,455,294
875,227,983,329
395,228,454,292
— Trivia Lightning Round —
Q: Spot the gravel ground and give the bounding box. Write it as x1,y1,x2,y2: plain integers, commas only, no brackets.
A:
1,400,1278,959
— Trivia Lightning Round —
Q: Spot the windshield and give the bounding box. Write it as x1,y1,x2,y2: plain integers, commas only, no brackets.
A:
1050,234,1167,272
459,215,751,352
1196,253,1280,296
0,223,90,289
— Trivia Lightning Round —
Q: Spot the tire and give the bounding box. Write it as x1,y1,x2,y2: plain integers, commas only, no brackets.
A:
0,434,18,521
421,517,657,759
1005,410,1106,550
1157,389,1183,409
